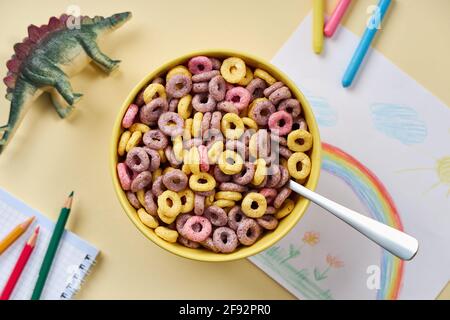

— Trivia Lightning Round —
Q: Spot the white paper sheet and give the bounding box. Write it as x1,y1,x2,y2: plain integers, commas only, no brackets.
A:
250,14,450,300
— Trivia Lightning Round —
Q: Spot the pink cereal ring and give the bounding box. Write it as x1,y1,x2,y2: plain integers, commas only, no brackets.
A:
198,145,210,172
122,104,139,128
188,56,213,75
182,216,212,242
117,163,132,191
268,111,293,136
259,188,278,204
225,87,251,111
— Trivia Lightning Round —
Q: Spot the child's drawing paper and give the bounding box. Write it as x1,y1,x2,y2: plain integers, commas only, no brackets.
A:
250,14,450,300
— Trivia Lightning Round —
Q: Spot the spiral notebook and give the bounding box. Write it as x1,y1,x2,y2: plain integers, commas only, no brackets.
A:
0,188,99,300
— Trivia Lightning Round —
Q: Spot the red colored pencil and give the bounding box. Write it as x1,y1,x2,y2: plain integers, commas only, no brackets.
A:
0,226,40,300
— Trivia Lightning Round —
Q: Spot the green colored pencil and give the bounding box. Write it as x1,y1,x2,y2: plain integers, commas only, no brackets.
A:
31,191,74,300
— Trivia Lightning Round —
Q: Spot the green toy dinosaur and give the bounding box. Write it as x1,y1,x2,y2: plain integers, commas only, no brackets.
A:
1,12,132,154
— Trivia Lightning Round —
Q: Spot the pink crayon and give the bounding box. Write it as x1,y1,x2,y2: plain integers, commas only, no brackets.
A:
324,0,352,38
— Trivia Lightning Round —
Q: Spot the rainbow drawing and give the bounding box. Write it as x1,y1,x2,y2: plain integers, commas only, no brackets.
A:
322,143,404,300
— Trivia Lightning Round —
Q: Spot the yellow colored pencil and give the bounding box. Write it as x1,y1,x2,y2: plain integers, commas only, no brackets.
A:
313,0,324,54
0,216,35,255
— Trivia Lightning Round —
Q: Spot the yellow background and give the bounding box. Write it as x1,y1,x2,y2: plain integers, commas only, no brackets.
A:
0,0,448,299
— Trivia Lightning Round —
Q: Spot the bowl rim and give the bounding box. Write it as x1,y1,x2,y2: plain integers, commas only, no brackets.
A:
110,49,321,262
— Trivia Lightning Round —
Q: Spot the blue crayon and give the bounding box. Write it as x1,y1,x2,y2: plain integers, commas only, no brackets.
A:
342,0,392,88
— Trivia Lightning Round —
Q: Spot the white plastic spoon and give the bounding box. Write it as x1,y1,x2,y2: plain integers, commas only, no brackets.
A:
289,180,419,261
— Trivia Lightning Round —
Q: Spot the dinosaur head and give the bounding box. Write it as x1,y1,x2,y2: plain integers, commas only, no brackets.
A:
108,12,132,30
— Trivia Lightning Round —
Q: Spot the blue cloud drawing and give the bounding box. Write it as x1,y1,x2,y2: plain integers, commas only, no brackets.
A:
370,103,427,145
306,96,338,127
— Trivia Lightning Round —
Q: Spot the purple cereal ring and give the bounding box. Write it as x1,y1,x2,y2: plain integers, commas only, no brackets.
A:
152,77,165,85
213,227,238,253
134,90,145,107
144,190,157,216
168,98,179,112
162,169,188,192
126,147,150,173
209,75,227,102
165,146,182,167
278,99,301,118
117,163,133,191
140,98,168,125
195,190,215,197
166,74,192,98
266,206,276,215
210,58,222,70
210,111,222,130
292,117,308,131
192,70,220,83
228,206,248,230
126,191,141,209
269,86,292,105
270,134,287,146
192,93,217,112
257,215,278,230
232,162,255,185
194,194,205,215
198,145,210,172
176,213,193,235
213,165,231,182
274,187,292,209
225,87,251,111
188,56,213,75
259,188,277,204
130,171,152,192
204,206,228,227
249,99,275,126
219,182,248,193
182,216,212,242
237,219,262,245
152,176,167,197
178,236,201,249
143,129,169,150
279,146,292,159
201,112,212,135
268,111,293,136
246,78,267,101
192,82,209,94
217,101,239,114
157,112,184,137
201,237,220,252
143,147,161,172
265,164,281,188
122,104,139,129
204,129,224,148
263,82,284,98
276,166,290,189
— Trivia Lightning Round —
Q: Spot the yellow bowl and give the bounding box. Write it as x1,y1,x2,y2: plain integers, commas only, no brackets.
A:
110,50,321,262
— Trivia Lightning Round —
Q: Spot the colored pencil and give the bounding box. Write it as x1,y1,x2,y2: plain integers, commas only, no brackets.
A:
342,0,392,88
0,216,35,255
312,0,324,54
31,192,74,300
0,226,40,300
324,0,352,38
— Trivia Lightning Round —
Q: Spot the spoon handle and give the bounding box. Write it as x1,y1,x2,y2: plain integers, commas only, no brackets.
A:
289,180,419,261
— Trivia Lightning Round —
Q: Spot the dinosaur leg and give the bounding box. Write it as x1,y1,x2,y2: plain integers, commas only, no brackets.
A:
79,37,121,74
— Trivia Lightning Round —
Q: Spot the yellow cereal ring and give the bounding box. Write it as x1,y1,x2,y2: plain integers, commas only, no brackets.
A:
130,123,150,134
166,65,192,82
275,199,295,219
220,57,246,84
178,189,195,213
218,150,244,175
182,164,191,175
192,112,203,138
221,113,244,140
177,94,193,120
137,208,159,229
143,83,166,103
183,118,193,141
241,192,267,218
125,131,142,152
173,136,184,162
254,68,276,85
207,141,224,165
237,67,254,86
287,152,311,180
157,190,182,218
188,146,200,175
152,168,162,182
158,209,177,224
158,149,167,163
213,199,235,208
137,189,146,207
205,194,215,207
163,167,175,175
252,158,267,186
249,133,258,159
287,129,313,152
242,117,258,131
215,191,242,201
189,172,216,192
155,226,178,243
118,130,131,156
280,157,288,168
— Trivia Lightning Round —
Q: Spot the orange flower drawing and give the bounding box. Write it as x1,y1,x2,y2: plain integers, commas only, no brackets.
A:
326,254,344,269
302,231,320,246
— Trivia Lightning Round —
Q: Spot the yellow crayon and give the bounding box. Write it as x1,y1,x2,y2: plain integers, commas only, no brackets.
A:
313,0,324,54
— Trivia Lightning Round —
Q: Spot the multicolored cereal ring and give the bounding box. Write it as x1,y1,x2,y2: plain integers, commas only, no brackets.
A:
126,191,141,209
232,162,255,185
144,190,158,216
143,129,168,150
220,57,246,84
178,236,201,249
192,70,220,82
265,164,281,188
237,219,262,245
131,171,152,192
188,56,213,75
192,93,217,113
257,215,278,230
158,112,184,137
204,205,228,227
182,216,212,242
219,182,248,193
273,187,292,209
166,65,191,82
162,169,188,192
209,75,227,102
275,165,290,188
192,82,209,94
259,188,277,204
227,206,248,230
217,101,239,114
241,192,267,218
268,111,293,136
287,152,311,180
263,82,284,98
117,163,132,191
225,87,251,111
143,83,167,104
213,227,238,253
246,78,267,100
140,97,168,124
176,213,193,235
200,237,220,252
248,98,275,126
287,129,313,152
269,86,292,105
254,68,276,85
152,175,167,197
194,193,205,215
126,147,150,173
210,58,222,70
278,99,301,118
168,98,179,112
166,74,192,98
122,104,139,129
